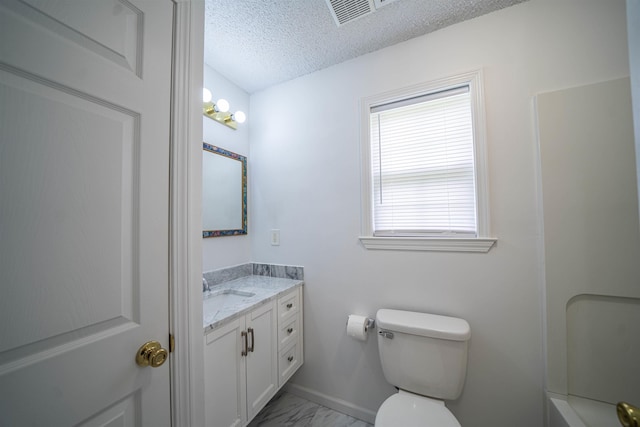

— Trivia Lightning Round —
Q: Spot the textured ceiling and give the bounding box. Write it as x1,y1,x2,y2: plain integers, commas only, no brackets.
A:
204,0,527,94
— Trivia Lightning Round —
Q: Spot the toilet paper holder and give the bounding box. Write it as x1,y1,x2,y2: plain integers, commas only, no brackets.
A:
346,316,375,333
364,317,375,332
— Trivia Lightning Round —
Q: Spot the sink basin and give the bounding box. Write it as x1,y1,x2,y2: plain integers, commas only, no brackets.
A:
204,289,256,314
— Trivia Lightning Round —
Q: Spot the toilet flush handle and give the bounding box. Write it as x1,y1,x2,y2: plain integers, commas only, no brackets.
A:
378,330,394,339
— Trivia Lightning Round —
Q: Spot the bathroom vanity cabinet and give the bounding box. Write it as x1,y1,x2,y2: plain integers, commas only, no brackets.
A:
276,287,303,386
204,286,303,427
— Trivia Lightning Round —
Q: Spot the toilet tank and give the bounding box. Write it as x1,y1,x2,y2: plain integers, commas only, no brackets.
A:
376,309,471,400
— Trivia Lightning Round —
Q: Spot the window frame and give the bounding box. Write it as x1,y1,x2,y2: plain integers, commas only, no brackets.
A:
359,70,496,252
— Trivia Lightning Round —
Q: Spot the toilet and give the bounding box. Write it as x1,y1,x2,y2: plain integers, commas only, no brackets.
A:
375,309,471,427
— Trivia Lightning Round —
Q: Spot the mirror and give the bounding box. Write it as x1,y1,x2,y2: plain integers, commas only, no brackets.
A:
202,143,247,237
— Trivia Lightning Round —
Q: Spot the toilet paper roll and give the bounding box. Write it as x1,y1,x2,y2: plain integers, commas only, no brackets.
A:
347,315,368,341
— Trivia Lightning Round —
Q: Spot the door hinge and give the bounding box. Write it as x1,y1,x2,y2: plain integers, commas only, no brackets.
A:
169,334,175,353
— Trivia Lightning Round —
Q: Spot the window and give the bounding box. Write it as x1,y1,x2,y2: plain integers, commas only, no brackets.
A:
359,70,495,252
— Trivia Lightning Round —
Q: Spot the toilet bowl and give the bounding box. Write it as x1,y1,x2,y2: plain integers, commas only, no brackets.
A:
374,309,471,427
375,390,460,427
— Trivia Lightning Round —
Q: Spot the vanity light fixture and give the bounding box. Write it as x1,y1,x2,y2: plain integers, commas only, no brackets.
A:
202,87,246,130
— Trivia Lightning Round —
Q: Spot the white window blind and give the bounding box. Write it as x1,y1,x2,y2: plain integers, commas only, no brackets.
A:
369,86,477,237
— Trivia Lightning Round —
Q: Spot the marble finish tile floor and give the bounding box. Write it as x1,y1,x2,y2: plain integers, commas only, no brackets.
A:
248,391,373,427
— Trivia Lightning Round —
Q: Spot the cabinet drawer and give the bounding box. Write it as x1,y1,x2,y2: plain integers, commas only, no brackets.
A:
278,314,300,350
277,288,300,322
278,341,301,387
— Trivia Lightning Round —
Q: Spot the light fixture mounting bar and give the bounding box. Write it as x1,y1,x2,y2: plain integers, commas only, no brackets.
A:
203,102,238,130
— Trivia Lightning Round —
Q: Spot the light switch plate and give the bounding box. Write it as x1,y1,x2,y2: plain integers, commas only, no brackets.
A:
270,229,280,246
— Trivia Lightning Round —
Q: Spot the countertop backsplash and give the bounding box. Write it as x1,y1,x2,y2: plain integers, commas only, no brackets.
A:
203,262,304,289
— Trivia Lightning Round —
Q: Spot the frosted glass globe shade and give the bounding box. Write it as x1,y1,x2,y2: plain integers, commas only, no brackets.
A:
216,99,230,113
202,88,212,103
234,111,246,124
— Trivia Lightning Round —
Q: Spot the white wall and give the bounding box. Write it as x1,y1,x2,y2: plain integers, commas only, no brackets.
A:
202,65,251,272
247,0,630,425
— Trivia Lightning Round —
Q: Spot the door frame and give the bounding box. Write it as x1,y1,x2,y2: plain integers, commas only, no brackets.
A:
169,1,205,425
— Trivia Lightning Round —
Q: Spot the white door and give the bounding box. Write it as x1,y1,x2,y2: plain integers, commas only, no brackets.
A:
0,1,174,425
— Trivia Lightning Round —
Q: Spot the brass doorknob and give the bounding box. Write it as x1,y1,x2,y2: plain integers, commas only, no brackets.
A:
617,402,640,427
136,341,168,368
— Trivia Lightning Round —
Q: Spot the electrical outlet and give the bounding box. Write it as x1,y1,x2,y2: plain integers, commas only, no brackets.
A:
270,229,280,246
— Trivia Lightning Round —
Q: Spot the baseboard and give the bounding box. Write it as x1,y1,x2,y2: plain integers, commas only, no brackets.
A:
284,382,377,424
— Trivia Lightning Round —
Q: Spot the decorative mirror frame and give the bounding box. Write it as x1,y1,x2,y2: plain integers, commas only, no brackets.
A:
202,142,247,237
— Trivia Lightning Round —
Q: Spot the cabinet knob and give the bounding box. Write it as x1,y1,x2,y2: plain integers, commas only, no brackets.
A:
287,328,293,334
286,303,293,309
287,355,294,362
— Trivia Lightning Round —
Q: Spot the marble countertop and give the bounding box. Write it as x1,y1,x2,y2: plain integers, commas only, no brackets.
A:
203,275,303,334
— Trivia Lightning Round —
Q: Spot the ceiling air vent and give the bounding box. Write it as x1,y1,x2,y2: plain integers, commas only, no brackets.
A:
325,0,375,27
373,0,401,9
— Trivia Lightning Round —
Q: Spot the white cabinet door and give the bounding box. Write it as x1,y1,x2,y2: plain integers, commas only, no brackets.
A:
245,301,278,421
205,318,246,427
0,1,173,425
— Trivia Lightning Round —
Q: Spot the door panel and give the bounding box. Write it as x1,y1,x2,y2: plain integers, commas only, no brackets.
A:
0,67,138,358
76,393,140,427
0,1,173,425
17,0,143,75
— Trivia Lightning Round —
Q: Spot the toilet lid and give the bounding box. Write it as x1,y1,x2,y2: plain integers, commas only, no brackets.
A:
375,393,461,427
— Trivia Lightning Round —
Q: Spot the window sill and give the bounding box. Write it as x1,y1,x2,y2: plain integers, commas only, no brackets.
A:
358,236,497,253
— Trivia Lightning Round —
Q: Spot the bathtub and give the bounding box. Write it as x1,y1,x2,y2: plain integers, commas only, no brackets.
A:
548,394,618,427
